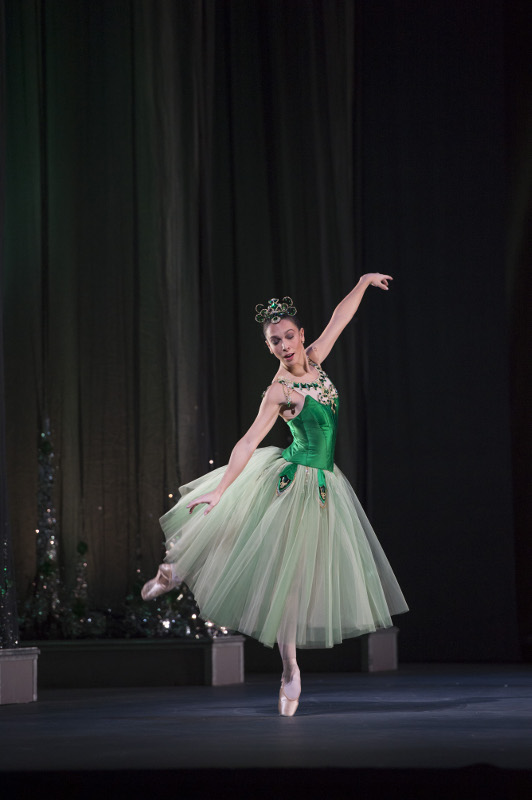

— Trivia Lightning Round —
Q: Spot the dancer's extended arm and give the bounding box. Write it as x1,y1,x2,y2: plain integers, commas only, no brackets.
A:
186,382,286,515
306,273,392,363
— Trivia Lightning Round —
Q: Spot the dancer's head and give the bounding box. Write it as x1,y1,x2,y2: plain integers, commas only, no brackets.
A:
263,314,305,366
254,298,305,366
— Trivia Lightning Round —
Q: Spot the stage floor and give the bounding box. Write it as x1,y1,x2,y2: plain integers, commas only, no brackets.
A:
1,664,531,797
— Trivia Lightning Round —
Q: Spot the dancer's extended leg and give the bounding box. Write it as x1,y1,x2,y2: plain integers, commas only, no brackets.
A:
141,563,181,601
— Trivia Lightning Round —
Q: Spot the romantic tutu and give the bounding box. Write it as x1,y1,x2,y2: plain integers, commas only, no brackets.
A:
160,441,408,649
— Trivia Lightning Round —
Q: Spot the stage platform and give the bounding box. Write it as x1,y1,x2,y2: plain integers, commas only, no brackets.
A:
1,664,531,798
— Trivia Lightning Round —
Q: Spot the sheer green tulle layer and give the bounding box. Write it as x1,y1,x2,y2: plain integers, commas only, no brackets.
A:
160,446,408,649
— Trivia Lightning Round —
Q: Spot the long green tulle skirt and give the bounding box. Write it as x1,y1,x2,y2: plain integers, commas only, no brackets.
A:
160,446,408,649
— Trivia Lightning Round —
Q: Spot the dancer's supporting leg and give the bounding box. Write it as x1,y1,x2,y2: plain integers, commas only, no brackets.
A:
277,637,301,716
278,639,301,700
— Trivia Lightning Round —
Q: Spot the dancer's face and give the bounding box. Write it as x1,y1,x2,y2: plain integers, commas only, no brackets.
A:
265,318,305,367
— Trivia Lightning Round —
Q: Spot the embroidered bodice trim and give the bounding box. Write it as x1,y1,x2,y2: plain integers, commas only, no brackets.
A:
273,362,338,414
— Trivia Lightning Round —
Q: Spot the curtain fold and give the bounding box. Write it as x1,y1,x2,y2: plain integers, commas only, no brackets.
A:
0,0,19,647
3,0,360,611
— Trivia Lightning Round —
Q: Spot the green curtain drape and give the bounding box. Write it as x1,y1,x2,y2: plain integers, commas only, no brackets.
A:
0,0,19,647
3,0,363,611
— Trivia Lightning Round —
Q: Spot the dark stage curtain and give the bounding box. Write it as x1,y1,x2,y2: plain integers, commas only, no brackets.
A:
3,0,363,615
506,0,532,660
0,0,19,647
355,0,522,661
1,0,527,661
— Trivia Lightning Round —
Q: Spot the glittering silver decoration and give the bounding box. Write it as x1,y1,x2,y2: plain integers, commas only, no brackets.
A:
0,306,19,646
0,518,19,648
61,541,106,638
122,577,232,640
20,420,63,638
18,421,231,641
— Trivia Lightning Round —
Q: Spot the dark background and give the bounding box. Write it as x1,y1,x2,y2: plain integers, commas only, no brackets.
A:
1,0,530,661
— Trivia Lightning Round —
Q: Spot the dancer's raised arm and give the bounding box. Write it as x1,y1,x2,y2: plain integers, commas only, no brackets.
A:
306,273,392,363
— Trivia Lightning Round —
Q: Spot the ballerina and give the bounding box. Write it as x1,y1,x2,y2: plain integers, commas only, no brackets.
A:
142,274,408,715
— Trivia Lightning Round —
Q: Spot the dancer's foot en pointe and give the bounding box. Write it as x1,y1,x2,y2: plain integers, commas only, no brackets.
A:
141,563,180,601
278,661,301,717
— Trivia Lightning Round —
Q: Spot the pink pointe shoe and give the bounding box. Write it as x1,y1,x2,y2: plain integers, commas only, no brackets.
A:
141,564,180,601
278,679,300,717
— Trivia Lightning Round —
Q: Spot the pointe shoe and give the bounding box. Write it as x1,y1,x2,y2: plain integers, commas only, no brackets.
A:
278,680,300,717
141,564,180,601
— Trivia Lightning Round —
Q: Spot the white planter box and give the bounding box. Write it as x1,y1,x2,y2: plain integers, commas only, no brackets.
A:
0,647,40,705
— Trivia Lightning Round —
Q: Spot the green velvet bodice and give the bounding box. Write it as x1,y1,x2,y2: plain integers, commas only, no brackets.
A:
282,394,338,473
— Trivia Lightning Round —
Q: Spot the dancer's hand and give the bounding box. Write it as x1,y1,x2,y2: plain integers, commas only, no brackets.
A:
363,273,393,290
187,491,221,516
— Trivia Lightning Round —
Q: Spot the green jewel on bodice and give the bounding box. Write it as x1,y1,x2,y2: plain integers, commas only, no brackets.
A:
277,363,338,416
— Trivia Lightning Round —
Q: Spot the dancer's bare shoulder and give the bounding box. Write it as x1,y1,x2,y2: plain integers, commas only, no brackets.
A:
262,379,288,406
